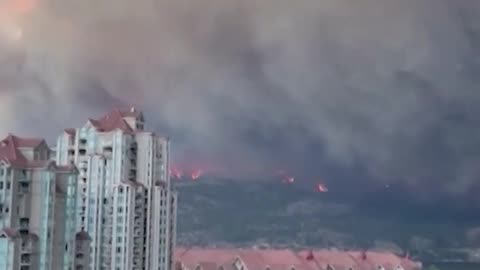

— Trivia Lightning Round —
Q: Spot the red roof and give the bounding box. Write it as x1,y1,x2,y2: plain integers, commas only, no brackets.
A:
0,134,75,171
175,248,422,270
64,128,76,136
86,107,144,133
0,134,32,166
176,248,238,269
0,228,17,239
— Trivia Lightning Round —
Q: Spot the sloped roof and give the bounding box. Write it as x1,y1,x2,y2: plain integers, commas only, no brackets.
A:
86,108,144,133
176,248,238,269
0,134,76,171
0,134,34,166
307,250,357,270
64,128,76,136
0,228,17,239
175,248,422,270
197,262,219,270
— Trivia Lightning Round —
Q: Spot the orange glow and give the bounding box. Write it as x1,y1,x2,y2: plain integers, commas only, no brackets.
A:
170,166,184,179
0,0,36,16
316,183,328,193
0,0,37,42
191,169,203,180
275,169,295,184
285,176,295,183
170,165,208,181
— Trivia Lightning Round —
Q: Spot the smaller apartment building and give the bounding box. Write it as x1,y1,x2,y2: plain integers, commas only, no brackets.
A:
0,134,89,270
175,248,423,270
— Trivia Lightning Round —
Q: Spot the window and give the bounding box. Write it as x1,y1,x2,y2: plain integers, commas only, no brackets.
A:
0,182,3,189
6,182,10,190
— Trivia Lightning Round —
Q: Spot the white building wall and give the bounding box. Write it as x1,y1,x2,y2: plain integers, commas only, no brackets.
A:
0,163,78,270
56,110,177,270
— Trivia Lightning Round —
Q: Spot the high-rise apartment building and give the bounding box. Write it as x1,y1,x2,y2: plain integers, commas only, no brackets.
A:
55,108,177,270
0,134,89,270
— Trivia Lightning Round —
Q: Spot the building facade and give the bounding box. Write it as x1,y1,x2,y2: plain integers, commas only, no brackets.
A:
56,108,177,270
0,134,88,270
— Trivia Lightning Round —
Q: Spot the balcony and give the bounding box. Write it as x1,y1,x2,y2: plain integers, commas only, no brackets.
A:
78,161,88,169
19,218,29,235
130,158,136,167
79,170,87,178
19,182,29,193
130,142,137,152
20,254,30,264
103,146,113,158
75,253,85,259
21,241,32,253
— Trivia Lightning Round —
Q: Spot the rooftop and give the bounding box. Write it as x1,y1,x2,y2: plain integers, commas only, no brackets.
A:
0,134,44,167
65,107,145,134
175,248,422,270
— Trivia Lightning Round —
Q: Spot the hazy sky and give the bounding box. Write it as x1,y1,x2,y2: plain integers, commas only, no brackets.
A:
1,0,480,199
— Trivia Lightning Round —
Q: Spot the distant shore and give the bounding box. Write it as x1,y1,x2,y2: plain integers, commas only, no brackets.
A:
423,261,480,270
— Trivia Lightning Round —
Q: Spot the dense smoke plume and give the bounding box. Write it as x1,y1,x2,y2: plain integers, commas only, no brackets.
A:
1,0,480,196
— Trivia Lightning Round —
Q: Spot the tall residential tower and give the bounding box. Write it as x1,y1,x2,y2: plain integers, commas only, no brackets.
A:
56,108,177,270
0,134,89,270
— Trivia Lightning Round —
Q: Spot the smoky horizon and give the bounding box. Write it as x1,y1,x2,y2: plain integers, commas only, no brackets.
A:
0,0,480,203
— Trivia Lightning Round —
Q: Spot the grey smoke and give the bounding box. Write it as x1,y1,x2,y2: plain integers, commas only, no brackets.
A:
1,0,480,195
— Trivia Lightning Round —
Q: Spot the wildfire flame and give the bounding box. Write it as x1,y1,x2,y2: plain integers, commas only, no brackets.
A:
285,176,295,184
170,166,184,179
275,169,295,184
316,183,328,193
170,165,207,181
191,169,203,180
0,0,37,42
2,0,35,15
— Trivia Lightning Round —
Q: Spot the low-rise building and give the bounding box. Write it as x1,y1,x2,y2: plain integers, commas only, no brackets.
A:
175,248,423,270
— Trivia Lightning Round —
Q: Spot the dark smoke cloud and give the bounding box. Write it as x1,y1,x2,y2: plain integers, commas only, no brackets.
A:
1,0,480,196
